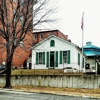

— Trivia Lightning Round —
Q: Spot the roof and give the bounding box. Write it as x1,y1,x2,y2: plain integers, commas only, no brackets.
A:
83,42,100,56
31,35,86,57
33,29,59,34
83,41,100,49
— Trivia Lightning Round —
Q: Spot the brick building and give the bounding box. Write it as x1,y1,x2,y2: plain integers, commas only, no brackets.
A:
0,0,34,67
33,30,71,45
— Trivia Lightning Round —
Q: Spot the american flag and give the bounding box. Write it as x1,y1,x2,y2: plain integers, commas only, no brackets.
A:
81,12,84,30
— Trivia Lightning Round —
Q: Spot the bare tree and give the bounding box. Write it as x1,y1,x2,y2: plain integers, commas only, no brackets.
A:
33,0,59,31
0,0,59,88
0,0,34,88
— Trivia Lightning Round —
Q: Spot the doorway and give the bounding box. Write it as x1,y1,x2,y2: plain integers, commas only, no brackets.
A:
50,51,55,67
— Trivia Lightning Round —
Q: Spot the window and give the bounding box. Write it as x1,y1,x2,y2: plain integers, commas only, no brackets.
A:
60,50,70,64
39,52,42,64
85,64,90,69
40,34,43,39
50,32,52,35
50,40,55,47
19,41,23,47
20,16,24,25
13,0,17,2
34,0,37,4
36,52,45,65
20,0,24,8
20,0,24,5
34,34,37,40
63,51,67,63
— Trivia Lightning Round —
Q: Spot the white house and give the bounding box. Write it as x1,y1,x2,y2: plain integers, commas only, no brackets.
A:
31,35,86,71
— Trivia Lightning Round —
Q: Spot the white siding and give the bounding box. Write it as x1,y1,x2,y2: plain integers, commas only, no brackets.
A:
32,36,85,70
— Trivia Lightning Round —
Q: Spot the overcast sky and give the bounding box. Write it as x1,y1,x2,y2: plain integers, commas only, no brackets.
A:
56,0,100,47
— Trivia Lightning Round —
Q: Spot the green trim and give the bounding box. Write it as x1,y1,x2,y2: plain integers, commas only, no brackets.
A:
82,57,84,68
36,52,38,65
43,52,45,64
60,51,62,64
78,53,80,65
56,51,58,67
67,50,70,64
46,52,49,67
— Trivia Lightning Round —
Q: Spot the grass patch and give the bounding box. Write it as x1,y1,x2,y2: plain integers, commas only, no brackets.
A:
11,69,84,76
12,85,100,94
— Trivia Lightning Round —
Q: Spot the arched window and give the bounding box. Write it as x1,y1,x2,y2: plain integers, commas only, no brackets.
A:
50,40,55,47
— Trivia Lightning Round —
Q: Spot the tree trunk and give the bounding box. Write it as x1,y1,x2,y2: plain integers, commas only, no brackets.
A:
3,60,12,88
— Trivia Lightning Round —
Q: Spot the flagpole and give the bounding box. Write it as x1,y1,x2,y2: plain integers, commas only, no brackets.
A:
81,12,84,72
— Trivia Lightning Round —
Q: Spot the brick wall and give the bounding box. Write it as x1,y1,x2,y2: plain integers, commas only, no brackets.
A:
33,30,69,44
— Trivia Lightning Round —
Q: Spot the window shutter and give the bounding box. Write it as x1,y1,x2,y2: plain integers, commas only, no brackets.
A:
36,52,38,65
78,53,80,65
46,52,49,67
82,57,84,68
43,52,45,64
67,50,70,64
56,51,58,67
60,51,62,64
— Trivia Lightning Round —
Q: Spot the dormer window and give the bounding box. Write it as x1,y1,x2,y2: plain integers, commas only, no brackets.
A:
50,40,55,47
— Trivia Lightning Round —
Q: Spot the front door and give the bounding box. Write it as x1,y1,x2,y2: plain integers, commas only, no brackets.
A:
50,51,54,67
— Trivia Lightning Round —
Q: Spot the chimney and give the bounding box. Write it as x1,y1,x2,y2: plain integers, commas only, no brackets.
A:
66,35,68,40
68,39,71,42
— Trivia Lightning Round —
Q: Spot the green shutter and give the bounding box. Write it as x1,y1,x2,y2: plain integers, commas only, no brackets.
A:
46,52,49,67
78,53,80,65
82,57,84,68
36,52,38,65
67,50,70,64
43,52,45,64
56,51,58,67
60,51,62,64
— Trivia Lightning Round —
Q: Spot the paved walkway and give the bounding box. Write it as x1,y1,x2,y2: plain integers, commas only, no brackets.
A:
0,86,100,99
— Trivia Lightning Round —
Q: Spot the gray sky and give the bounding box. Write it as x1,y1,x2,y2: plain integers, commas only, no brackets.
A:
57,0,100,47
